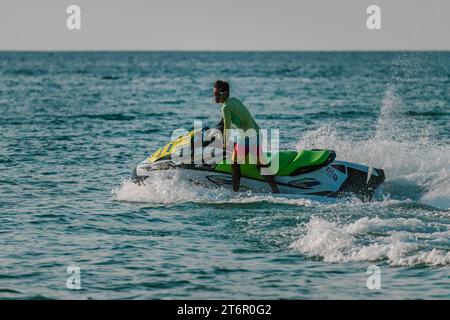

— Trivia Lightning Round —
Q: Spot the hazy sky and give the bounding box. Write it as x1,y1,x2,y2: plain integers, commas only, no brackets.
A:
0,0,448,50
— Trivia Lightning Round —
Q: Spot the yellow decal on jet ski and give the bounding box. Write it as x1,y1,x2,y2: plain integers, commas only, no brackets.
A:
148,130,195,162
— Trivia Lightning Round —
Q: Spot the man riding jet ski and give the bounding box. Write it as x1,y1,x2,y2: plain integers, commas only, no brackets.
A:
213,80,280,193
132,81,385,201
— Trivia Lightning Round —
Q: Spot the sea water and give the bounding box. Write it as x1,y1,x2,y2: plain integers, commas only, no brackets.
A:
0,52,449,299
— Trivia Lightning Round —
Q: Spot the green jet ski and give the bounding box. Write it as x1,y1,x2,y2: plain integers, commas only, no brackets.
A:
132,127,385,201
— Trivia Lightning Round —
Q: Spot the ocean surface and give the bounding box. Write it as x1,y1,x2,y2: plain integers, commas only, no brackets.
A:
0,52,449,299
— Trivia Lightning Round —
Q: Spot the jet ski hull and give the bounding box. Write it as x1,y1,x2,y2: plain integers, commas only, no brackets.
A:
132,127,385,201
133,159,385,202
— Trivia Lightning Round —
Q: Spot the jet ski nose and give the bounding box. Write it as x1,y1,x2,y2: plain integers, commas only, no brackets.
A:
131,166,147,185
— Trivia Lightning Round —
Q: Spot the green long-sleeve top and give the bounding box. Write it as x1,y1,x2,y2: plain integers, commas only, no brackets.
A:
221,97,260,147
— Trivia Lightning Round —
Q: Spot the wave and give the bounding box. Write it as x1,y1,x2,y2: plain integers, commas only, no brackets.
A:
100,75,121,80
404,110,450,117
77,114,136,121
291,217,450,266
111,173,331,207
294,86,450,210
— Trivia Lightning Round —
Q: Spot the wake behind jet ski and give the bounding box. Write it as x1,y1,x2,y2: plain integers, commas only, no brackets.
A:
132,126,385,202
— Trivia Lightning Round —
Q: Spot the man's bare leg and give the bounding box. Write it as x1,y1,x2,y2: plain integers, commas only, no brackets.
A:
231,149,241,192
257,153,280,193
231,162,241,192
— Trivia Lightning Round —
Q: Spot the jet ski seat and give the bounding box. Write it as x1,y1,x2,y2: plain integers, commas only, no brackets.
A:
277,149,335,176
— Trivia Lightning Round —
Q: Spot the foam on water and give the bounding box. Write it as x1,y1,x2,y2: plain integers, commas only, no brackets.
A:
112,173,328,207
112,171,223,204
112,169,329,206
295,86,450,210
291,216,450,266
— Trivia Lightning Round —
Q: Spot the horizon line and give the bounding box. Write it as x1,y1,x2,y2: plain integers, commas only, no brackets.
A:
0,49,449,53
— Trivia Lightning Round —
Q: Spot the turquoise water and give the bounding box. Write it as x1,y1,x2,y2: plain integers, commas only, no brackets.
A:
0,52,449,299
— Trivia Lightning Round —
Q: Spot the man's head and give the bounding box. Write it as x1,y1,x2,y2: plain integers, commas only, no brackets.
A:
213,80,230,104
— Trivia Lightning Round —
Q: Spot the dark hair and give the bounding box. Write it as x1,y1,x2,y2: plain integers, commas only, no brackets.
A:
214,80,230,94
